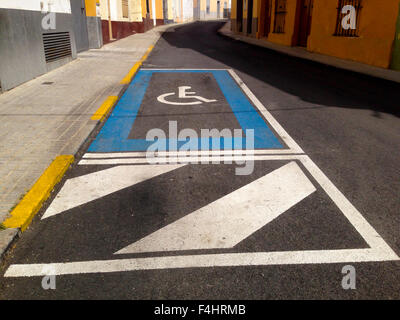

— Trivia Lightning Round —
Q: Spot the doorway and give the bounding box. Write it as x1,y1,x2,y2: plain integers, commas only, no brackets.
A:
259,0,272,38
247,0,254,35
237,0,243,32
297,0,313,47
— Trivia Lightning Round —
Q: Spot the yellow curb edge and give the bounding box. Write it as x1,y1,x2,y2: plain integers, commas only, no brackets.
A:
1,155,74,231
91,96,119,122
120,44,155,85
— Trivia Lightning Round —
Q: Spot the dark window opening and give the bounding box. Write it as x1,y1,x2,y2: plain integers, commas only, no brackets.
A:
334,0,362,37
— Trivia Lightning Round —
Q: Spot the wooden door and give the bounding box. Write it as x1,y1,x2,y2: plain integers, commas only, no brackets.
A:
259,0,272,37
297,0,313,47
237,0,243,32
247,0,254,34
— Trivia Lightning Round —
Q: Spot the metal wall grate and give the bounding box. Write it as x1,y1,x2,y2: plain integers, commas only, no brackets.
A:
43,32,72,63
334,0,362,37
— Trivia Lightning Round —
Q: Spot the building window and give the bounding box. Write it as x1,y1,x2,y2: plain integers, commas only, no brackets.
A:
122,0,129,18
334,0,362,37
273,0,287,33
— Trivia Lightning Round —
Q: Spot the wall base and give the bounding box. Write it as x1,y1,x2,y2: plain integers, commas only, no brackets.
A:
101,17,154,45
87,16,103,49
0,9,76,92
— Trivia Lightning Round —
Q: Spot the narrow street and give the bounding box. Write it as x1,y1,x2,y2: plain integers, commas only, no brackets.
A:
0,21,399,299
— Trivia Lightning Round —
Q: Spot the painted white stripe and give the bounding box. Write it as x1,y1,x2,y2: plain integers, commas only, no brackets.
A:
78,155,302,165
116,162,316,254
82,149,304,159
228,69,304,154
3,155,398,276
4,248,398,277
78,154,399,260
0,0,71,13
41,164,185,219
299,156,398,253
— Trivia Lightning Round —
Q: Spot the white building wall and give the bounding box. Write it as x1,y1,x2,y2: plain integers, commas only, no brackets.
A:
99,0,119,20
130,0,143,22
0,0,71,13
182,0,193,21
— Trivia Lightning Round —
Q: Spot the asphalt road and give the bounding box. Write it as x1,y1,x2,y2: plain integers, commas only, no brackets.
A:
0,21,399,300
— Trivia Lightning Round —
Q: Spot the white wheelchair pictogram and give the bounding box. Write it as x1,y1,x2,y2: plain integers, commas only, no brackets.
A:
157,86,217,105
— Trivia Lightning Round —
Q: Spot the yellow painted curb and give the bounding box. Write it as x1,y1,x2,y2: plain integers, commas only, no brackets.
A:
120,62,142,85
2,155,74,231
120,45,155,85
91,96,118,121
140,45,154,62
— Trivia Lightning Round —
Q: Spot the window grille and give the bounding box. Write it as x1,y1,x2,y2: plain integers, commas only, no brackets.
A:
334,0,362,37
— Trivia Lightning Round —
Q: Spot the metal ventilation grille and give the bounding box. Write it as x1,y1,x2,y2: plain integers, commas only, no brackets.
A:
43,32,72,63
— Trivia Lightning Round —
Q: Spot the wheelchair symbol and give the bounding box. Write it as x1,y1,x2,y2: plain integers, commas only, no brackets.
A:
157,86,217,106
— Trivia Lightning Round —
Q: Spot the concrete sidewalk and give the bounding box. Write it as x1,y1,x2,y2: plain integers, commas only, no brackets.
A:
0,23,186,245
219,21,400,84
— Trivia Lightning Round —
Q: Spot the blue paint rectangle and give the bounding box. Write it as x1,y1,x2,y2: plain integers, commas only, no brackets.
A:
89,70,284,152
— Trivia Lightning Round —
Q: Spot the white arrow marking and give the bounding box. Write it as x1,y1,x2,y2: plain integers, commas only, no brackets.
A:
116,161,316,254
41,164,185,219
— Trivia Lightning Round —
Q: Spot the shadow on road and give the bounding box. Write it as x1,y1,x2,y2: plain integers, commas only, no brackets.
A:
160,21,400,118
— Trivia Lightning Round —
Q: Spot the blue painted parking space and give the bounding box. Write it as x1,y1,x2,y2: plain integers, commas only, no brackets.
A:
89,69,284,152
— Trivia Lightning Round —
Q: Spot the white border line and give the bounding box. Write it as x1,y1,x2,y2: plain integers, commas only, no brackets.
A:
82,149,304,159
4,249,397,277
5,155,398,277
228,69,303,154
78,155,302,165
299,156,395,252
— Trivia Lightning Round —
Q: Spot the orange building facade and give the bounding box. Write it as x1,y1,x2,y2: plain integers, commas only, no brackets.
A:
231,0,400,69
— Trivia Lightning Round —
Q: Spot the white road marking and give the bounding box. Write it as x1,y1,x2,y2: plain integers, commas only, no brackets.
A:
116,162,316,254
81,149,304,159
4,248,398,277
80,69,303,157
141,68,230,70
4,68,399,277
41,164,185,219
5,155,390,275
78,154,303,165
228,69,304,154
299,156,395,252
157,86,217,105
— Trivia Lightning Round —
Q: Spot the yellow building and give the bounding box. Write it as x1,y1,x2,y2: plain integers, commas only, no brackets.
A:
231,0,400,69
